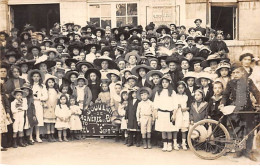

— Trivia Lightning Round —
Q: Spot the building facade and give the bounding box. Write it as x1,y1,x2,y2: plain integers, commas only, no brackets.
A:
0,0,259,61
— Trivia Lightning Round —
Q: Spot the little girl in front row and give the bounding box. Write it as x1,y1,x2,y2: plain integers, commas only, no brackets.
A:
172,81,190,151
69,96,82,140
55,95,71,142
44,76,59,142
118,89,129,145
96,80,111,106
190,89,209,124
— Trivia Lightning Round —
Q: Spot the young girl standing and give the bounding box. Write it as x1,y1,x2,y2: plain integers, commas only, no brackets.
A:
154,75,176,152
190,89,209,124
27,69,48,143
55,95,71,142
85,68,101,103
215,61,231,90
69,96,82,140
96,80,111,106
118,89,129,145
44,75,59,142
172,81,190,151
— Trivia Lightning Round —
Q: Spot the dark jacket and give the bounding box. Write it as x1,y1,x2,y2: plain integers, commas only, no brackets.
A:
182,45,199,57
3,77,26,101
125,98,140,130
190,101,209,123
210,40,229,54
136,78,151,88
185,85,199,108
208,96,223,121
221,78,260,111
26,96,38,127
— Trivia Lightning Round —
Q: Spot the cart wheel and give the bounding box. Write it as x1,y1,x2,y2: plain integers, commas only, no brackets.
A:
187,119,231,160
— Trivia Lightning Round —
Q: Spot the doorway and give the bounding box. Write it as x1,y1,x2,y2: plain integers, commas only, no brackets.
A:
211,6,236,40
10,4,60,35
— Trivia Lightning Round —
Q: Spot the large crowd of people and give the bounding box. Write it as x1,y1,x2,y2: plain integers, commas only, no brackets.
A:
0,19,260,162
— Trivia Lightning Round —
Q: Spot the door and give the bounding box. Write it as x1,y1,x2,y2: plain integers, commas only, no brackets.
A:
10,4,60,35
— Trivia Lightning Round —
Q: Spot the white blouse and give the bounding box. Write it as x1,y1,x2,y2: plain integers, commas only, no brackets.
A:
154,89,176,111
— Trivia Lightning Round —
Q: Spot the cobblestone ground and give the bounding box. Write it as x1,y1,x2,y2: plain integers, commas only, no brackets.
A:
1,138,259,165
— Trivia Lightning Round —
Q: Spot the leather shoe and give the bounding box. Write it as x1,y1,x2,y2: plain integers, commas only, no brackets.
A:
244,152,258,162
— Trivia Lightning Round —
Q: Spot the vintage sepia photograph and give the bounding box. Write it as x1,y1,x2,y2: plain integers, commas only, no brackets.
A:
0,0,260,166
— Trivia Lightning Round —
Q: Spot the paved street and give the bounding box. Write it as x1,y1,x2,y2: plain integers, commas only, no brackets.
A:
1,138,259,165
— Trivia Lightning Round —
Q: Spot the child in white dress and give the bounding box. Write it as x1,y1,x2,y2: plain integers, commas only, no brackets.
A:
69,96,82,140
154,75,176,152
172,81,190,151
55,95,71,142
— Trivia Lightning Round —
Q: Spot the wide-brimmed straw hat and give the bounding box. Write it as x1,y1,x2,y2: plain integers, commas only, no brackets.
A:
146,70,164,86
137,87,152,100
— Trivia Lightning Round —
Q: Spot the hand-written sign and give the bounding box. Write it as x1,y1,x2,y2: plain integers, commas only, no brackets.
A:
80,103,116,136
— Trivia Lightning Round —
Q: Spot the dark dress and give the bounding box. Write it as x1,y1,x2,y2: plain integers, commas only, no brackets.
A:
88,82,101,103
125,98,140,131
136,78,151,88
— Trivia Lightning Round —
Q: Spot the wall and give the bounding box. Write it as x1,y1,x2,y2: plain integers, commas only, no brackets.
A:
238,1,260,40
60,1,87,27
185,1,207,28
0,0,9,31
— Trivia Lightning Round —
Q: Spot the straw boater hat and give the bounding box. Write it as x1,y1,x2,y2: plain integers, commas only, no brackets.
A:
146,70,163,86
125,51,141,63
75,61,94,71
65,70,79,80
33,55,56,69
44,74,57,84
27,69,45,82
195,72,213,86
85,68,101,79
182,71,197,83
215,61,231,75
42,37,53,45
21,82,33,95
75,74,88,85
131,64,153,77
43,48,59,57
106,69,121,80
200,54,222,68
156,25,171,34
159,74,172,84
175,40,185,46
93,56,118,69
137,87,152,100
11,88,24,97
190,125,208,143
65,58,78,67
126,75,138,81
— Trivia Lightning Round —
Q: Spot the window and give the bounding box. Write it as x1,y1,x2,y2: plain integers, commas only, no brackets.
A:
211,6,237,40
116,3,138,27
89,4,111,28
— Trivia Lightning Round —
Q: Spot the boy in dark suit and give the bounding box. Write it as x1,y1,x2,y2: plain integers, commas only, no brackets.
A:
220,64,260,161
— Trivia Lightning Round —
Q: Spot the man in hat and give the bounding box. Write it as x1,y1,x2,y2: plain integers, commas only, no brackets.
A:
194,19,206,35
183,36,199,57
220,64,260,161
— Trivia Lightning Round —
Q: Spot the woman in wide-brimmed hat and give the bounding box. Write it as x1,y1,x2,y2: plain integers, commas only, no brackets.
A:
194,35,209,49
54,35,69,44
131,64,153,88
83,43,100,63
93,27,105,42
68,41,84,57
94,56,119,79
75,61,94,75
20,32,31,45
43,48,59,60
33,55,56,80
4,50,21,64
15,59,35,82
115,30,130,42
64,58,78,71
156,25,171,36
